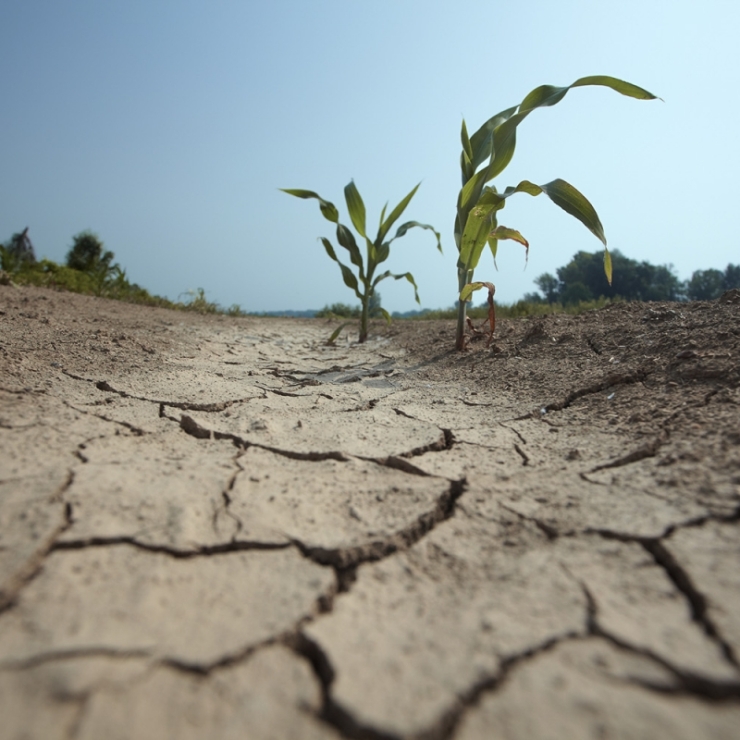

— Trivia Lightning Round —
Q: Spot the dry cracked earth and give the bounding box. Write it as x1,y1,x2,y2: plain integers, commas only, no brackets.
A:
1,285,739,740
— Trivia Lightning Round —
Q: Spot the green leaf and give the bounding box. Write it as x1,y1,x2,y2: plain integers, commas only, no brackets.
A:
389,221,443,253
458,187,507,268
326,321,355,346
372,270,421,304
468,105,518,170
375,241,390,265
280,188,339,223
468,76,659,189
377,183,420,244
571,75,659,101
336,223,365,276
488,225,529,249
320,237,362,300
539,179,606,246
603,247,613,285
344,181,367,238
319,236,340,262
379,307,392,325
461,119,473,163
459,281,487,303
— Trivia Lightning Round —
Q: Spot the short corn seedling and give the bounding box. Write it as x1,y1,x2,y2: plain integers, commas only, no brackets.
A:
282,181,441,343
455,75,659,350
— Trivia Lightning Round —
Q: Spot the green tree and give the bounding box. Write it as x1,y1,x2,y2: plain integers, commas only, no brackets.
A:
1,227,37,272
722,264,740,291
534,250,683,304
66,231,111,272
686,268,725,301
65,231,119,296
534,273,559,303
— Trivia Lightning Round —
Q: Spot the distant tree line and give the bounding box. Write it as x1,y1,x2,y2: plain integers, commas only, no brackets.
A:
526,250,740,305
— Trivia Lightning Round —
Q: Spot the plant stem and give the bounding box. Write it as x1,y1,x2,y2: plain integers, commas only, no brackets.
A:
360,296,369,343
455,267,471,350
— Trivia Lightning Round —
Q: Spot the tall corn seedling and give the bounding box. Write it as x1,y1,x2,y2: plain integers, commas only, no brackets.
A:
455,76,659,350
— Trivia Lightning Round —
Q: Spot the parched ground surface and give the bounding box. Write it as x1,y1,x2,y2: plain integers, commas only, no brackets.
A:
1,285,739,740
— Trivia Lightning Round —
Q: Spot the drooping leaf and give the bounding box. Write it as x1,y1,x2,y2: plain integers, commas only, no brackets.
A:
389,221,442,253
377,183,420,244
373,270,421,304
539,179,606,246
468,76,659,191
280,189,339,223
379,307,392,325
571,75,659,101
320,237,362,300
459,281,489,302
344,181,367,238
603,247,613,285
489,226,529,249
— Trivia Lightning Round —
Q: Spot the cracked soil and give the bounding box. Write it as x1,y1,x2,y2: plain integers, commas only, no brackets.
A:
1,285,739,739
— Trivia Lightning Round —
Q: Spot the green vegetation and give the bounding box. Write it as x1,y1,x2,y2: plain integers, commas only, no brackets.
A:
529,250,739,305
0,228,249,316
453,76,659,349
414,296,617,321
282,180,441,342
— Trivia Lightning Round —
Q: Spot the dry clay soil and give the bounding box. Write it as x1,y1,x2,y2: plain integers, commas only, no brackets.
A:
1,284,740,740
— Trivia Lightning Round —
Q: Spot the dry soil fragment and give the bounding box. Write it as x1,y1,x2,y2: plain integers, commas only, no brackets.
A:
486,468,707,539
306,510,584,736
229,446,451,553
74,646,340,740
455,638,740,740
0,545,334,667
664,521,740,659
558,536,739,682
187,403,444,458
0,655,149,740
58,431,242,550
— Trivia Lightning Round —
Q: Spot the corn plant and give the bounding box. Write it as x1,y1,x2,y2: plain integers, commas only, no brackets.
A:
282,181,441,342
455,75,659,350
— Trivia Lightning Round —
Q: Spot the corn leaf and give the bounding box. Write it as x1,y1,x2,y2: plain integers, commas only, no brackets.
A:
459,280,494,303
468,105,518,170
539,179,606,246
473,76,659,188
335,223,365,275
461,119,474,165
377,183,421,244
458,188,508,268
326,321,355,346
344,181,367,238
603,247,613,285
372,270,421,304
320,237,362,300
389,221,442,253
280,189,339,223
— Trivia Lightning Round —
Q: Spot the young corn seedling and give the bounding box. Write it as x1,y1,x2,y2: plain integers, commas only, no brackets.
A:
282,181,441,343
455,75,660,350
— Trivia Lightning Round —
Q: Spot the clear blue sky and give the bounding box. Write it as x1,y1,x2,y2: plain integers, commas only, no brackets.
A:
2,1,738,312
